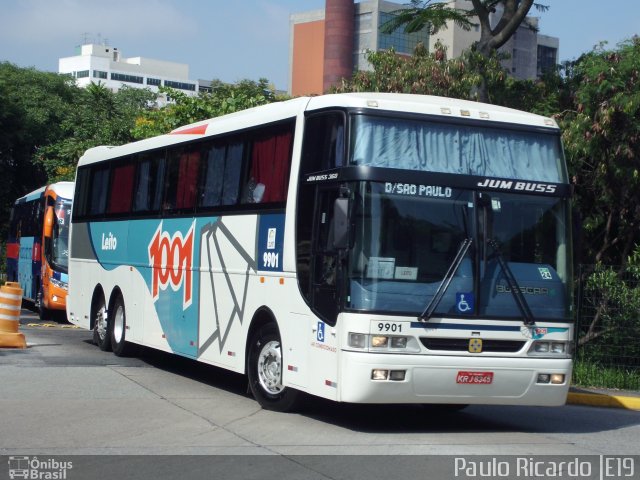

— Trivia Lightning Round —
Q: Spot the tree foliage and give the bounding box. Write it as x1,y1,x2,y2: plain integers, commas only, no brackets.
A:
132,79,282,140
381,0,548,100
560,38,640,266
381,0,475,36
37,83,157,181
333,41,561,114
0,63,78,256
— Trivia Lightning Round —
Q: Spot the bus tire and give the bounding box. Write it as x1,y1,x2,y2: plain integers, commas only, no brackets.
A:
92,293,111,351
110,294,137,357
247,323,301,412
37,288,51,320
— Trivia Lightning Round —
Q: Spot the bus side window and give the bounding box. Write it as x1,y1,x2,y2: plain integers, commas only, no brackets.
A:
199,140,244,209
242,123,294,205
73,168,91,219
133,152,165,214
89,166,110,217
107,163,135,215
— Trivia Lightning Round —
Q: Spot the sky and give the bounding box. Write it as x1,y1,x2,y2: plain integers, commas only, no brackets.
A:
0,0,638,91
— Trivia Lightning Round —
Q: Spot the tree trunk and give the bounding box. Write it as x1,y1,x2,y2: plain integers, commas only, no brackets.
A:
470,0,535,102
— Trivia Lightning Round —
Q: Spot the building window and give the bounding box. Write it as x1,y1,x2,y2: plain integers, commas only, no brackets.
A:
147,77,161,86
76,70,90,79
537,45,557,75
164,80,196,91
93,70,108,79
378,12,429,55
111,72,144,84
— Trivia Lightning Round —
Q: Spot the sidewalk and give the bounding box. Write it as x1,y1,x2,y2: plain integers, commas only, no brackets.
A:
567,386,640,411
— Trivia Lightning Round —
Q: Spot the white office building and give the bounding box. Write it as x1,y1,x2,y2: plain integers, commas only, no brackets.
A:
58,43,209,95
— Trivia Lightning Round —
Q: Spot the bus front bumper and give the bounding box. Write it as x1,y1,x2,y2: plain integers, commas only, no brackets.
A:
338,351,572,406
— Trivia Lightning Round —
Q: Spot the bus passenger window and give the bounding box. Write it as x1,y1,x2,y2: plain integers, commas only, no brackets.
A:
176,151,200,209
199,141,244,208
89,166,109,216
107,163,135,215
243,126,293,204
133,153,165,214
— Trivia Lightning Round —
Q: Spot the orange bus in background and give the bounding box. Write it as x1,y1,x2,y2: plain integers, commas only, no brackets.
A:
6,182,74,319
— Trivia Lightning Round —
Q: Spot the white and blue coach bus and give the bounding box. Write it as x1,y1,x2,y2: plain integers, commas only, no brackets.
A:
67,93,573,411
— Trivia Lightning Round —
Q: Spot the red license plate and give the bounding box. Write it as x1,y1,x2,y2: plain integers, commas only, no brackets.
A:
456,371,494,384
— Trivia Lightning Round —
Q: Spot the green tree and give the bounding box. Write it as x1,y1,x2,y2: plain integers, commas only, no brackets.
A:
132,78,282,140
334,41,562,112
381,0,548,101
381,0,474,37
37,83,157,181
560,38,640,266
0,63,78,264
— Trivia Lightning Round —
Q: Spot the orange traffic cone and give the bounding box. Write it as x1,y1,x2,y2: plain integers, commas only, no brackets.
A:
0,282,27,348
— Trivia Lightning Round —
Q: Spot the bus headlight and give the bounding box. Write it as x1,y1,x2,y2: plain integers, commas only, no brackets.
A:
534,342,550,353
529,341,570,356
348,333,412,351
391,337,407,348
348,333,367,349
371,336,388,348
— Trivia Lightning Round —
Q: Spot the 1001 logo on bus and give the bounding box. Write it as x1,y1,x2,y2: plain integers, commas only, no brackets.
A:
148,222,195,309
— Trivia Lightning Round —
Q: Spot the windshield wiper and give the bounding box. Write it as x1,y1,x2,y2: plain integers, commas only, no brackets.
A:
487,238,535,326
420,237,473,322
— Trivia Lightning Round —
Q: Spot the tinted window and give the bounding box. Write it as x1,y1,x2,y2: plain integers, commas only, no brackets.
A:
163,148,200,213
89,167,110,216
107,163,135,215
133,152,165,214
73,168,91,218
242,124,294,204
297,112,346,301
200,140,244,208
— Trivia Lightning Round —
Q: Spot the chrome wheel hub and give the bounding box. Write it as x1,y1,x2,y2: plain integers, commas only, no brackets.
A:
95,306,107,340
113,305,124,343
257,340,284,394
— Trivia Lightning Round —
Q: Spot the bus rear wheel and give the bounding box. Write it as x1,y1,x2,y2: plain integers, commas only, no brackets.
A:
92,294,111,351
110,295,137,357
247,323,301,412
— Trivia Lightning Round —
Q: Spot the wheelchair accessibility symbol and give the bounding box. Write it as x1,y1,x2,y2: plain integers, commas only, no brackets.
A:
456,292,474,313
317,322,325,342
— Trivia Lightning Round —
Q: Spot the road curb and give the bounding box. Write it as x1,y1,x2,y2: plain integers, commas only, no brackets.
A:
567,391,640,411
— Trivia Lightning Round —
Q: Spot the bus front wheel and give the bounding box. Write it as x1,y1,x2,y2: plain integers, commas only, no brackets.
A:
247,323,301,412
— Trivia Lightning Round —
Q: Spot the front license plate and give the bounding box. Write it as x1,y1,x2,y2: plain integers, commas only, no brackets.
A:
456,371,494,384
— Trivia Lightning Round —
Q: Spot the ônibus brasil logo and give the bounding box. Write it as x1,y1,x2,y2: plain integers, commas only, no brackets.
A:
148,221,195,310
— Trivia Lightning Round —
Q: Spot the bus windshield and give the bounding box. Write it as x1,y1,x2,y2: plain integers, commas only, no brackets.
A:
350,114,567,183
347,182,572,321
53,198,72,270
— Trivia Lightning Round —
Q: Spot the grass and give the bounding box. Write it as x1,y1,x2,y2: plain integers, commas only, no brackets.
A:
572,359,640,391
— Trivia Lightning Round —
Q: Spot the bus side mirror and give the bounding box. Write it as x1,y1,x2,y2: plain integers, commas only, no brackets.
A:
332,198,349,250
43,206,55,239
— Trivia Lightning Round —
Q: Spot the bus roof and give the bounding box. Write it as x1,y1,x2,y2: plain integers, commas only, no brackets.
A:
306,93,559,129
77,92,559,167
45,181,75,200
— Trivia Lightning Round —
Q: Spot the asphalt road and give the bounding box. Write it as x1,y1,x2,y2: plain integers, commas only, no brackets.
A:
1,309,639,479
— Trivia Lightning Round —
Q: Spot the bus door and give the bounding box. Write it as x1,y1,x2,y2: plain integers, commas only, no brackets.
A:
311,188,342,325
